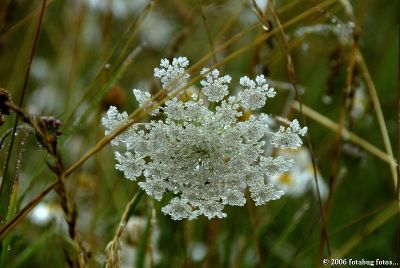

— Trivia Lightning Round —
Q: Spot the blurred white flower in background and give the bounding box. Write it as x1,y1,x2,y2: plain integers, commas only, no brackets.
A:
28,58,65,115
350,82,368,121
188,242,207,262
30,57,51,82
84,0,147,18
232,0,270,26
295,20,355,45
29,202,65,227
269,149,328,199
139,12,174,49
120,216,160,267
27,86,63,115
82,15,102,45
81,0,174,49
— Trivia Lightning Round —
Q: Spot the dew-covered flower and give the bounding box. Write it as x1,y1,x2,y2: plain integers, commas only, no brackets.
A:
101,106,129,146
153,57,190,92
133,89,160,115
238,75,276,110
102,57,307,220
200,68,232,102
271,119,307,149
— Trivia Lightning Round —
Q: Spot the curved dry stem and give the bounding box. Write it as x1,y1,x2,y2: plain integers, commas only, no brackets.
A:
357,52,398,187
291,101,396,167
271,0,332,261
0,0,48,222
0,0,54,43
105,190,144,267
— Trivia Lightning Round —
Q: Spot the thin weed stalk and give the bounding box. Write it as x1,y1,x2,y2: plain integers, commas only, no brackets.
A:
291,101,396,166
4,101,89,267
358,53,398,187
271,0,331,262
0,0,54,43
105,189,144,267
320,0,366,262
0,0,47,221
197,0,218,65
246,197,264,267
397,45,400,265
63,0,158,129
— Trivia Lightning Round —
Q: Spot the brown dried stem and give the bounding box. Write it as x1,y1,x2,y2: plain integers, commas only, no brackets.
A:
105,190,144,267
271,0,332,262
2,101,89,267
0,0,47,221
320,0,366,262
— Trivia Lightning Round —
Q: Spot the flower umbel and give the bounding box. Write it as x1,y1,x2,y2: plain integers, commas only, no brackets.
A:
102,57,307,220
153,57,190,93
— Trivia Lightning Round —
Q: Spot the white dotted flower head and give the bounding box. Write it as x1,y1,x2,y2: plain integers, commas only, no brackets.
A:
200,68,232,102
101,106,129,146
161,198,200,220
115,151,145,180
271,119,308,149
132,89,160,115
238,75,276,110
102,57,308,220
154,57,190,93
250,183,285,206
164,98,186,121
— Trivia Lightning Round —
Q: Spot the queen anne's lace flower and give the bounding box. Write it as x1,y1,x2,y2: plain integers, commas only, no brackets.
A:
238,75,276,110
101,106,129,146
114,151,145,180
102,57,307,220
132,89,160,115
271,119,307,149
249,183,285,206
200,68,232,102
153,57,189,92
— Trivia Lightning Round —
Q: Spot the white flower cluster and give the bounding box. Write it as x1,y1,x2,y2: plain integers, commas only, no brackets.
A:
200,68,231,102
271,120,308,149
238,75,276,110
153,57,190,92
102,57,307,220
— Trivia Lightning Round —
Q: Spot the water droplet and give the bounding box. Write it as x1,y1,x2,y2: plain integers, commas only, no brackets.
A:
301,43,309,52
105,64,111,69
322,95,332,105
347,21,355,29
